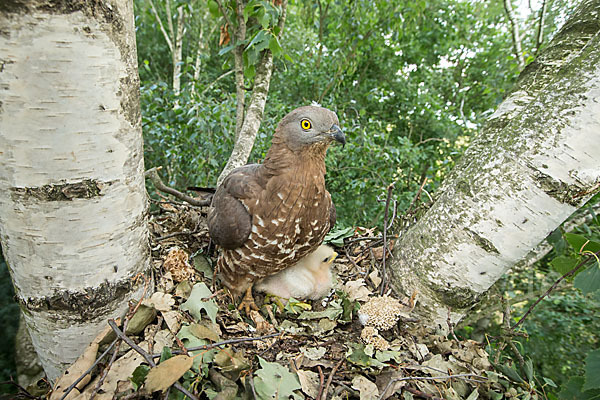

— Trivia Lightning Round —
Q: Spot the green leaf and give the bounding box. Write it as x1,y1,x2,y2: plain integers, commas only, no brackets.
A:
324,226,354,246
130,365,150,391
259,8,270,29
180,282,218,323
298,302,342,320
244,63,256,79
559,376,600,400
159,346,173,363
573,263,600,295
254,357,301,400
207,0,220,17
269,35,283,58
177,324,217,374
564,233,600,254
543,377,557,388
491,361,523,383
550,255,578,276
218,44,235,56
584,349,600,391
346,343,386,368
522,357,534,383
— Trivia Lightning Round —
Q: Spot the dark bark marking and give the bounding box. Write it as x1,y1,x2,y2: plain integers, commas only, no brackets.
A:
12,179,110,201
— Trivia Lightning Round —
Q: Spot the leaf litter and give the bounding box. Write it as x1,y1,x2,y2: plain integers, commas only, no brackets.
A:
44,202,520,400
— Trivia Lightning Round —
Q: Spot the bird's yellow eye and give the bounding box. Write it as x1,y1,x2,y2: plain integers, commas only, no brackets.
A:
300,119,312,130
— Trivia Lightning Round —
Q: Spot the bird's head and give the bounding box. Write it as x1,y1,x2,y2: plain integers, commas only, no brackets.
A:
273,106,346,152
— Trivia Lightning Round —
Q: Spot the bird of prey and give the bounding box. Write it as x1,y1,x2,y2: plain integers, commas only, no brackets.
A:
255,244,338,301
208,106,345,311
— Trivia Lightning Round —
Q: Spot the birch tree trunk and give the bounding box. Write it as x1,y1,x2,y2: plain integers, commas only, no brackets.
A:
389,0,600,330
0,0,150,381
216,0,288,186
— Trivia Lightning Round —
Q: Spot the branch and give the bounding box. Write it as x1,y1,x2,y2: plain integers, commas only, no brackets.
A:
503,0,525,68
145,167,211,207
535,0,548,54
511,249,600,330
148,0,173,53
151,332,282,358
201,70,234,95
108,320,199,400
380,182,395,295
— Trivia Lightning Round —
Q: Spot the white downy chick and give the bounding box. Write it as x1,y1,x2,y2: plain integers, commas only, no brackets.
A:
255,245,337,300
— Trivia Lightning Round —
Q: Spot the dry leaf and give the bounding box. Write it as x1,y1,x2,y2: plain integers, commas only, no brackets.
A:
51,324,113,400
189,321,220,342
143,292,175,312
219,23,230,46
352,375,379,400
297,370,320,398
144,355,193,393
343,279,372,302
368,270,382,288
162,310,182,333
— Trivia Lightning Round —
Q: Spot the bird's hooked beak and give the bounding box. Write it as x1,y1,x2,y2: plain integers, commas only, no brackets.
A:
328,124,346,148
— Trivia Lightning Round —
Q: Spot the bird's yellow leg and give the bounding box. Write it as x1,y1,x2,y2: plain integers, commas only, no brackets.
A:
237,286,259,314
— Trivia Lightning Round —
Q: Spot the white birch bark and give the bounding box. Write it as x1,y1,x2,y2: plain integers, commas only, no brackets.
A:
389,0,600,330
0,0,150,381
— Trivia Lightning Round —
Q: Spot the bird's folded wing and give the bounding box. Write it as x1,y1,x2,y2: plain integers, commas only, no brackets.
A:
208,164,263,250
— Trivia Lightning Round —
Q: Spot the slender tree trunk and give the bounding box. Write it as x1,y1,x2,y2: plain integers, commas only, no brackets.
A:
233,0,248,138
0,0,150,381
504,0,526,68
172,5,185,97
389,0,600,330
217,0,288,186
534,0,548,54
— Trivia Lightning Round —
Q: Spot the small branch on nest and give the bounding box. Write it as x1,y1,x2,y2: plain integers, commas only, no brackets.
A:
58,338,119,400
447,308,459,342
156,230,203,241
145,167,211,207
108,320,200,400
403,386,443,400
155,332,282,357
321,359,343,400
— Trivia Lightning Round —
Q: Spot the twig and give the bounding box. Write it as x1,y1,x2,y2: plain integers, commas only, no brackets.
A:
145,167,211,207
403,386,443,400
108,320,199,400
503,0,525,68
511,249,600,330
407,177,428,214
201,70,234,95
156,230,203,241
0,378,39,399
153,332,282,358
321,359,343,400
379,374,487,400
316,366,325,400
447,308,459,342
58,338,119,400
380,183,395,295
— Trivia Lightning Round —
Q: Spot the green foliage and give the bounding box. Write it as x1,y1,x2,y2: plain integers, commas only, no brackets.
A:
584,349,600,392
0,250,18,394
253,357,302,400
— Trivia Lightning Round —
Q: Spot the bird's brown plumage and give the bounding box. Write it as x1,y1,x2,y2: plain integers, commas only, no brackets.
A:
208,106,345,297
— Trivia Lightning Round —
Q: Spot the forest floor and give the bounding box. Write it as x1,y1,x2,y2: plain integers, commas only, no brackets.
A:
39,201,520,400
